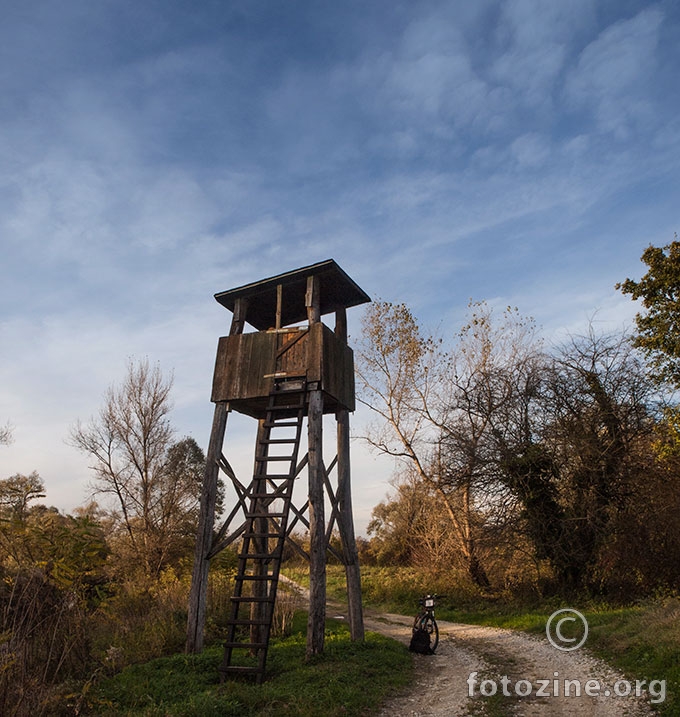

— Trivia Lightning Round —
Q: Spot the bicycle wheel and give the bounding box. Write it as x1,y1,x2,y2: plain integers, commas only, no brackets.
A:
421,615,439,654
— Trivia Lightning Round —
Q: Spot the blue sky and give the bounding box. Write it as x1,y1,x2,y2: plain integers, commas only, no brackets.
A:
1,0,679,533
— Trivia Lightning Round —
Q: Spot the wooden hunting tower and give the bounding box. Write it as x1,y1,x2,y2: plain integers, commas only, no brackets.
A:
186,259,370,682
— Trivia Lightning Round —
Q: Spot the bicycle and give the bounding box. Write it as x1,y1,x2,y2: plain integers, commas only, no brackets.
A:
409,594,442,654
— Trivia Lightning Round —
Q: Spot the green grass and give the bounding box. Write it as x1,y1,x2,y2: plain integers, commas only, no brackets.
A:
90,565,679,715
86,612,412,716
583,601,679,715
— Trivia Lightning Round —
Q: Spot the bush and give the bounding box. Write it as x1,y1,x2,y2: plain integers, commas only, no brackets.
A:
0,569,93,717
359,565,478,610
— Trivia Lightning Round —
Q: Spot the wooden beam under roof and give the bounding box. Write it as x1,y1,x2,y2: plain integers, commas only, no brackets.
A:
214,259,371,331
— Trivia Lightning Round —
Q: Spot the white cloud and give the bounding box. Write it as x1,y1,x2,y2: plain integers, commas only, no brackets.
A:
510,133,551,168
564,7,664,138
384,42,492,134
126,173,223,251
490,40,566,111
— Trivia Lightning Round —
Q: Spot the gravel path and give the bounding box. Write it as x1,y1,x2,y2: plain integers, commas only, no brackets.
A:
362,611,656,716
279,577,660,715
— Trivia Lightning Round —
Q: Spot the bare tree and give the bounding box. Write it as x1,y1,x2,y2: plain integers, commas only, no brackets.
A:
70,359,203,576
0,422,13,446
357,300,541,587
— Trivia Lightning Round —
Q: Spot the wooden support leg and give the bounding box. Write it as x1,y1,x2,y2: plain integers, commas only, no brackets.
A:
186,401,229,653
306,388,326,657
336,409,365,641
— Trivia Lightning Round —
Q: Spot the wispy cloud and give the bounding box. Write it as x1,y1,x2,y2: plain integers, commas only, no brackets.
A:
564,7,664,139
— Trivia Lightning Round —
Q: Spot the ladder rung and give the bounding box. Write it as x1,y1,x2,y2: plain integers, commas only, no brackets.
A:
220,665,263,675
239,552,280,559
260,438,298,445
223,641,268,649
246,512,286,519
228,619,271,626
243,532,285,538
230,596,275,603
272,385,305,394
248,492,289,499
264,420,300,428
241,575,276,582
274,381,306,392
258,455,295,462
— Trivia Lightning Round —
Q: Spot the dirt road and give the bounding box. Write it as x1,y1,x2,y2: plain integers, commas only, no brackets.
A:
360,610,657,716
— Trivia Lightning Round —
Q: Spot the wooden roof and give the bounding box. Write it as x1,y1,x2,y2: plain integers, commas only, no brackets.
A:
214,259,371,330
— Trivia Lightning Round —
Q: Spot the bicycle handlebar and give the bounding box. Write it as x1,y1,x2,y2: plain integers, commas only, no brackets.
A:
418,594,446,606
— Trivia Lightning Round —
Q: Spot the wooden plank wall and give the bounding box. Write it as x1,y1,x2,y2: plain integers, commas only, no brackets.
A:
210,325,355,413
211,332,277,403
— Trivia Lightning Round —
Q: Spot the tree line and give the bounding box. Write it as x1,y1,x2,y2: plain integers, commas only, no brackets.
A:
0,360,222,715
357,238,680,598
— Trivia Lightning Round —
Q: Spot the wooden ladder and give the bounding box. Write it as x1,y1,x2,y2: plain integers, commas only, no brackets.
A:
219,376,307,683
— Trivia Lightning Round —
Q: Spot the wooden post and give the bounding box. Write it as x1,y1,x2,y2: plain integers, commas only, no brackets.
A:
306,275,326,657
186,401,228,653
307,388,325,656
334,308,364,641
231,296,248,336
305,274,320,324
275,283,283,330
336,410,364,640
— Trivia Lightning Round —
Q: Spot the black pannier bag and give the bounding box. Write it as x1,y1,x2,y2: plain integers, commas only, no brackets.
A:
409,627,432,654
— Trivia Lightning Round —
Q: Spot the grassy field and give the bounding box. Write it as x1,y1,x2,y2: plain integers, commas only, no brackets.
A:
87,565,679,715
86,612,412,716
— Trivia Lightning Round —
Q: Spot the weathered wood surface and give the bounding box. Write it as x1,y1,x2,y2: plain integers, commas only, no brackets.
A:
337,408,365,641
211,325,355,415
186,401,229,653
333,308,365,641
250,419,270,649
306,383,326,657
214,259,371,331
306,275,326,658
